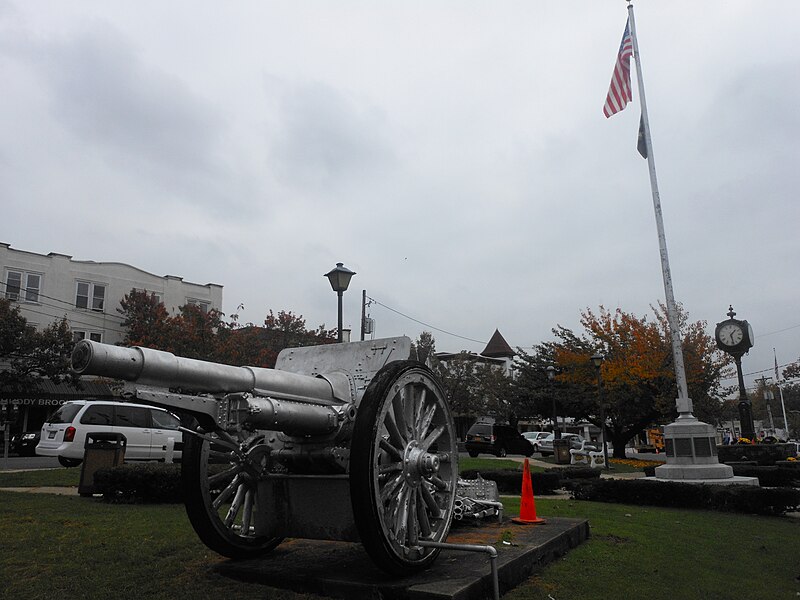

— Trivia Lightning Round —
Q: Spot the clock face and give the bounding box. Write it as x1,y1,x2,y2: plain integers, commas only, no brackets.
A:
718,323,744,347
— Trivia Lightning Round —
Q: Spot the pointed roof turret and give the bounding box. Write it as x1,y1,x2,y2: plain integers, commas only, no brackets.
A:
481,329,514,358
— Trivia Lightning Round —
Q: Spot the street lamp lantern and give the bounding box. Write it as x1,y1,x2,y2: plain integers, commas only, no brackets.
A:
324,263,356,343
547,365,560,440
590,353,610,469
325,263,356,294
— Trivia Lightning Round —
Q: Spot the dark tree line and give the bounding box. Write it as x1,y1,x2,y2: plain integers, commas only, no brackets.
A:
118,289,336,367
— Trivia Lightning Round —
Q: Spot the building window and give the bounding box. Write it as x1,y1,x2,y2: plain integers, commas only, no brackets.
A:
73,331,103,343
4,270,41,303
135,289,163,304
76,281,106,311
186,298,210,313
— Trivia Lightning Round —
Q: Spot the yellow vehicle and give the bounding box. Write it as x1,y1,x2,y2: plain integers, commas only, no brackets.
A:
634,427,665,453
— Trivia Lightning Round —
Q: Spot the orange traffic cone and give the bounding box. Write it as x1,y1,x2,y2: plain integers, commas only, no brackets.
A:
512,458,546,524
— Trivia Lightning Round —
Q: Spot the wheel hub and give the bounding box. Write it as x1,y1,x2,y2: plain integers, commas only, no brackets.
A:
403,440,440,485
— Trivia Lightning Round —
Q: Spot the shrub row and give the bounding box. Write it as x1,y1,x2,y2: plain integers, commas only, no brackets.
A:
93,463,184,504
570,478,800,516
730,464,800,488
718,443,795,465
460,466,600,495
459,469,561,495
94,463,602,503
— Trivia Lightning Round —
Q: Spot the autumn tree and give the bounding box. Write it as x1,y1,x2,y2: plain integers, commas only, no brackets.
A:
515,304,728,458
0,298,77,393
216,310,335,368
118,289,172,348
117,292,336,369
783,361,800,381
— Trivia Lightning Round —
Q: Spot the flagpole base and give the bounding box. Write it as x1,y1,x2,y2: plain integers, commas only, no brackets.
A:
654,416,740,481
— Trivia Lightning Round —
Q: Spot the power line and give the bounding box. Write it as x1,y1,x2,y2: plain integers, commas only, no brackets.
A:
11,305,128,337
757,323,800,338
366,296,489,345
719,361,800,382
0,281,128,325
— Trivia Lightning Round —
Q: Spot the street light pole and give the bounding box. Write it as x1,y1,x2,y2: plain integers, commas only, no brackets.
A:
547,366,559,440
324,263,356,343
590,353,610,470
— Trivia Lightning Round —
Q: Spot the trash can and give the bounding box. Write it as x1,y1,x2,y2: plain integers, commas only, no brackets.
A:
553,438,571,465
78,432,127,497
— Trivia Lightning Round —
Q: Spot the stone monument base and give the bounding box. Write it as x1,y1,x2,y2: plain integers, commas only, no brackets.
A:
654,415,756,486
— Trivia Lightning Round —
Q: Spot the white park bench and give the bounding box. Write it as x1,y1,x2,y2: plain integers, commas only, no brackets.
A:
570,440,606,468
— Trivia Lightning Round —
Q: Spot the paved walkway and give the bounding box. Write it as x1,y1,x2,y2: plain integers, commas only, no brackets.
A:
2,486,79,495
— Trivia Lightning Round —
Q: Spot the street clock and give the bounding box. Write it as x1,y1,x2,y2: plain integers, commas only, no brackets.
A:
714,306,754,356
714,306,756,440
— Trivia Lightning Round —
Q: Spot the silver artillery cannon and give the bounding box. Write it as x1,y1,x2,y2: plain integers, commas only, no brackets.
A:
70,336,458,575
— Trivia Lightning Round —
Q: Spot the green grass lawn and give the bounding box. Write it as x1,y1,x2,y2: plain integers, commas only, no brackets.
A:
458,457,533,473
0,467,80,487
502,497,800,599
2,488,798,599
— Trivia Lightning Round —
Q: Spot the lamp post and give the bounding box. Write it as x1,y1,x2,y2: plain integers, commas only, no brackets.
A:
590,353,610,469
324,262,356,343
547,365,560,440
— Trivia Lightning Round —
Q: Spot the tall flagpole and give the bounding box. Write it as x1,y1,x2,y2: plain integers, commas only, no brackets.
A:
622,3,741,482
627,2,692,417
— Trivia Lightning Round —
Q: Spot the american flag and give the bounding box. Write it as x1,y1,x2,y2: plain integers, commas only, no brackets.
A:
603,19,634,118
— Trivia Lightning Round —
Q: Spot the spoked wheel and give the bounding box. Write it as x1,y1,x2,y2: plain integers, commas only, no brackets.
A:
350,361,458,576
182,427,283,559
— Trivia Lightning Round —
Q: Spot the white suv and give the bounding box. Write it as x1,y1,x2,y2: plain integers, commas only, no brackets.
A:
36,400,183,467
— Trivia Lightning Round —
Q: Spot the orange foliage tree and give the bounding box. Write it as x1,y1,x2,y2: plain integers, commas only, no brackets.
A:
513,304,729,458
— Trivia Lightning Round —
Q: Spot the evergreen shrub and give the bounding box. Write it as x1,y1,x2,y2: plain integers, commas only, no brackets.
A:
570,479,800,516
93,463,184,504
730,464,800,487
459,469,561,495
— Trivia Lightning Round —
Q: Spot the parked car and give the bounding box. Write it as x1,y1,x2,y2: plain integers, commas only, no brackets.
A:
36,400,183,467
521,431,551,453
11,430,41,456
464,422,534,458
537,433,596,456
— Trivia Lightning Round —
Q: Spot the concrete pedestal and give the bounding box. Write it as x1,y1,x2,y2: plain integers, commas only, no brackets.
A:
654,416,755,485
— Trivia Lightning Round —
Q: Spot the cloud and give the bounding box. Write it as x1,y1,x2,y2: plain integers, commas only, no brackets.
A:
5,22,249,215
265,79,394,192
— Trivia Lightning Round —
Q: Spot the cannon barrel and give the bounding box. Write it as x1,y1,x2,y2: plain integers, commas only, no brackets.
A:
71,339,340,405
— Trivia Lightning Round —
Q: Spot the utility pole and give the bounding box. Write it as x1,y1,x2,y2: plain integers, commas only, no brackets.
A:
360,290,366,341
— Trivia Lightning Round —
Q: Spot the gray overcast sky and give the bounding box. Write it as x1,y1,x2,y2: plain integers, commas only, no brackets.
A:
2,1,798,394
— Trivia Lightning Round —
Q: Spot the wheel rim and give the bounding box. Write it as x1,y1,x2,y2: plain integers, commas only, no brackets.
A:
353,363,458,572
183,428,282,558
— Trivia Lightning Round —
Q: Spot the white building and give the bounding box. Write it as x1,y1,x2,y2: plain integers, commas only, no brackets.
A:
1,242,223,345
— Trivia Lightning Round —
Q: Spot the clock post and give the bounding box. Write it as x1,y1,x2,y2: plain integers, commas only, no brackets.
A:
714,306,756,441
